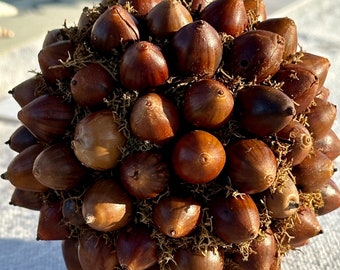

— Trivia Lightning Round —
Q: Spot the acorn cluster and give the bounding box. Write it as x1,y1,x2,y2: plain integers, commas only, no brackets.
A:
2,0,340,269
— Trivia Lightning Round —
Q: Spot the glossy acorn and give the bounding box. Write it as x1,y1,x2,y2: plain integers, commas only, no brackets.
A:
235,85,296,136
90,5,139,53
226,29,285,82
9,188,43,211
200,0,248,37
243,0,267,21
5,125,37,153
118,0,162,16
129,93,179,145
225,139,277,194
171,20,223,78
209,194,261,244
61,238,82,270
314,129,340,161
171,130,226,184
153,196,201,238
190,0,215,12
62,197,86,226
318,179,340,215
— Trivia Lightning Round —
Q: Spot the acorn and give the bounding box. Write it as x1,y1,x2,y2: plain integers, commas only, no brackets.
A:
152,196,201,238
183,79,234,129
9,188,43,211
199,0,248,37
146,0,193,38
129,93,179,145
17,94,74,143
317,179,340,215
90,5,139,53
82,178,133,232
314,129,340,161
118,0,162,16
5,125,37,153
225,138,277,194
235,85,296,137
190,0,215,13
61,237,82,270
227,30,285,82
316,86,330,100
171,20,223,78
209,194,261,244
72,110,126,171
171,130,226,184
243,0,267,21
62,197,86,226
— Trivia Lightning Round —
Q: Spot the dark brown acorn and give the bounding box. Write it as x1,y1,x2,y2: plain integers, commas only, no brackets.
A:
200,0,248,37
90,5,139,53
243,0,267,21
316,86,330,100
190,0,215,12
183,79,234,129
61,238,83,270
171,20,223,78
153,196,201,238
232,229,277,270
116,225,158,270
146,0,193,38
8,75,44,107
170,248,224,270
62,197,86,226
172,130,226,184
33,143,90,190
70,63,115,107
276,120,313,166
38,40,75,83
318,179,340,215
293,149,334,192
314,129,340,161
42,28,66,48
5,125,37,153
129,93,179,145
306,98,337,139
78,231,119,270
235,85,296,137
225,139,277,194
37,201,71,240
120,150,170,199
118,0,162,16
72,110,126,171
273,64,319,114
9,188,43,211
1,144,49,192
227,30,285,82
256,17,298,59
210,194,261,244
17,94,74,143
120,41,169,91
82,178,133,232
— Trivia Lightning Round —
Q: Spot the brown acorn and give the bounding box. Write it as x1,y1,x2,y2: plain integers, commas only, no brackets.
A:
227,30,285,82
146,0,193,38
61,238,82,270
171,130,226,184
82,178,133,232
183,79,234,129
118,0,162,16
8,75,44,107
293,149,334,192
235,85,296,137
5,125,37,153
314,129,340,161
90,5,139,53
120,41,169,91
42,28,66,48
120,150,170,199
70,63,115,107
273,64,319,114
306,98,337,139
210,194,260,244
153,196,201,238
38,40,75,83
72,110,126,171
317,179,340,215
1,144,49,192
116,225,158,269
9,188,43,211
256,17,298,59
316,86,330,101
276,120,313,166
225,139,277,194
200,0,248,37
17,94,74,143
37,201,71,240
171,20,223,78
232,229,277,270
62,197,86,226
129,93,179,145
243,0,267,21
190,0,215,12
264,174,299,219
170,248,224,270
78,231,119,270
